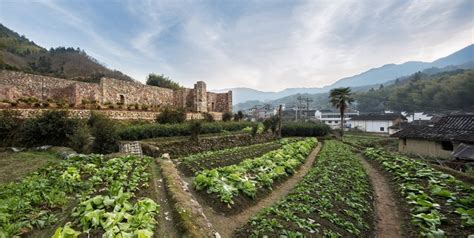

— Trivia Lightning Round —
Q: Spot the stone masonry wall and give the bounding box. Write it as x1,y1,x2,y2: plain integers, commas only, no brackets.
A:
0,70,232,115
0,108,223,121
0,70,99,104
100,77,175,106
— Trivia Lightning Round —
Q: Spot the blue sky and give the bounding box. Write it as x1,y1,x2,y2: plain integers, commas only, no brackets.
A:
1,0,473,91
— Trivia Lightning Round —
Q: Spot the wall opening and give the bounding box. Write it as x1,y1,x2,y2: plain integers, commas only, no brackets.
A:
211,102,215,111
441,141,453,151
402,138,407,146
380,127,385,132
119,95,125,105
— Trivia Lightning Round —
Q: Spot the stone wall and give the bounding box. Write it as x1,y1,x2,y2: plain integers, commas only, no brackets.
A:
0,108,224,121
0,70,232,114
0,70,99,104
100,77,174,107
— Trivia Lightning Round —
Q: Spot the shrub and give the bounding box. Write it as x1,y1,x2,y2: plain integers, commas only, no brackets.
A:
19,110,78,147
251,124,258,137
0,110,22,146
156,107,186,124
90,115,119,154
234,111,244,121
263,116,279,134
222,112,233,122
281,122,330,137
190,120,202,141
117,121,255,140
67,121,91,153
202,112,214,122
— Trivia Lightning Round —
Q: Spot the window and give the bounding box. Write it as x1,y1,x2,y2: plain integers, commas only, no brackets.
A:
380,127,384,131
441,141,453,151
403,138,407,146
119,95,125,105
335,121,338,124
328,120,332,123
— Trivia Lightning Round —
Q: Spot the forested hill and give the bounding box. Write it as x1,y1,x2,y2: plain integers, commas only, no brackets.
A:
0,24,133,83
354,69,474,112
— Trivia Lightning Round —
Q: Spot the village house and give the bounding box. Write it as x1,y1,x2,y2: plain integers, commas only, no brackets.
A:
392,114,474,159
315,109,360,129
348,114,407,134
247,104,276,121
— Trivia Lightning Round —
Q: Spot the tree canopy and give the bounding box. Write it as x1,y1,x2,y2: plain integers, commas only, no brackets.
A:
354,69,474,112
146,74,182,90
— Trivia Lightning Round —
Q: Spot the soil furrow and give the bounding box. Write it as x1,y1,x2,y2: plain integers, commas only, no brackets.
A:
194,142,322,237
359,156,402,238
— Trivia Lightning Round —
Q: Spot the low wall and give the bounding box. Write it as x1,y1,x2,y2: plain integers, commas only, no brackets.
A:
0,108,223,121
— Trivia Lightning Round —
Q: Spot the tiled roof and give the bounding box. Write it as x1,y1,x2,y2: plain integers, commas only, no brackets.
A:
351,114,406,121
391,115,474,142
452,143,474,161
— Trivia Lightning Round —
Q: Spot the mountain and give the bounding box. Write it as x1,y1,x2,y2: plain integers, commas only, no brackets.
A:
0,23,133,83
222,44,474,105
233,64,474,112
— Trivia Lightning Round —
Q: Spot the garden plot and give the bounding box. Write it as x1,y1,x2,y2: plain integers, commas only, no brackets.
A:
0,154,161,238
235,140,374,237
141,133,276,158
343,134,397,151
191,138,318,214
364,148,474,237
176,139,298,176
235,141,374,237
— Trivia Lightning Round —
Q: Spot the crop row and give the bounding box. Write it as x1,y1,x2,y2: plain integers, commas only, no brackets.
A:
0,154,105,237
0,154,160,238
193,138,317,206
235,140,373,237
364,148,474,237
53,155,159,237
177,139,297,176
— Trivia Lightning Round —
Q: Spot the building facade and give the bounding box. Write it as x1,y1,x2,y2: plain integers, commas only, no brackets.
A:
0,70,232,113
392,115,474,159
315,109,360,129
348,114,407,134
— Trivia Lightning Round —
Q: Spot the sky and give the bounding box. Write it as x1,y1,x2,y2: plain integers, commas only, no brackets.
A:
1,0,473,91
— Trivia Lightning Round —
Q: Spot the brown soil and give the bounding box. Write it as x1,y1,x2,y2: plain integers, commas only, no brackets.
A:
359,157,402,238
193,143,322,238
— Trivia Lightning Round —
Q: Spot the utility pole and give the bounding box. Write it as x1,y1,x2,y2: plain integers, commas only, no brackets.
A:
278,104,282,138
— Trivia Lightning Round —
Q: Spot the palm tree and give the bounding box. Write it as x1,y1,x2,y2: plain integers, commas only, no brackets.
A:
329,87,354,137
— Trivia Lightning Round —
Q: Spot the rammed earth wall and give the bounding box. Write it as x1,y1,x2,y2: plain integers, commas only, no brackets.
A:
0,70,232,113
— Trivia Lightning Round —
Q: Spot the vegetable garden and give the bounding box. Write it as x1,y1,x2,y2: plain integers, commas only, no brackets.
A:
364,148,474,237
1,128,472,237
235,140,374,237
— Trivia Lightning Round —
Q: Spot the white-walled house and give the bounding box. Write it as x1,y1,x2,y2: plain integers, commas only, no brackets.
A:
402,112,433,123
348,114,407,134
315,109,359,129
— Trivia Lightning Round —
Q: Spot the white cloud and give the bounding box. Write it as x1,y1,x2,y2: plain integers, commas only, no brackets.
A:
14,0,473,90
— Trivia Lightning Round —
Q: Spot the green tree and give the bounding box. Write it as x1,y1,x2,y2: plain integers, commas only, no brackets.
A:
146,74,181,90
329,87,354,137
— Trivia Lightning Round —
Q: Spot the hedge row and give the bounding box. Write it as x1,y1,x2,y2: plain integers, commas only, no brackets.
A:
118,121,255,140
281,122,331,137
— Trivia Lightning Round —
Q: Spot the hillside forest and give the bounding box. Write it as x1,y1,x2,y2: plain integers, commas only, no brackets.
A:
0,24,133,83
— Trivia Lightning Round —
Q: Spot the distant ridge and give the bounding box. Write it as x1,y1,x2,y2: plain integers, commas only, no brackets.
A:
220,44,474,104
0,23,134,83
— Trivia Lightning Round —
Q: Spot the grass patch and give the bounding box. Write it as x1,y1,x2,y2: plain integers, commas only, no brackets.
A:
0,151,60,184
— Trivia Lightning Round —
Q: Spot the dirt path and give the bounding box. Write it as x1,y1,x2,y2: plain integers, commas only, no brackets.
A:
359,157,402,238
150,162,181,238
195,143,322,238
